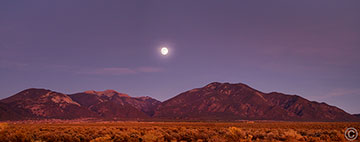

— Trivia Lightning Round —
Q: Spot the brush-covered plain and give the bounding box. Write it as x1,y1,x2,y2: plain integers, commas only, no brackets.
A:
0,122,359,142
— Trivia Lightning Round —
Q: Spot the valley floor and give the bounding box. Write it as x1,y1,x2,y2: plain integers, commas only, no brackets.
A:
0,121,359,142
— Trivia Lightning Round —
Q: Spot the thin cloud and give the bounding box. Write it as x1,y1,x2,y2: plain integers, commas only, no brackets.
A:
0,60,28,69
85,67,136,75
326,88,360,98
0,60,164,75
78,66,163,75
311,88,360,100
137,67,163,73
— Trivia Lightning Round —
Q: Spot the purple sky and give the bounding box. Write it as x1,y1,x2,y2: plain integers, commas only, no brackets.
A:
0,1,359,114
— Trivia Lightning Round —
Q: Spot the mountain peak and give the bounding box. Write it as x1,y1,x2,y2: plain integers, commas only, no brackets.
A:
1,88,53,103
204,82,253,91
136,96,157,101
21,88,53,95
205,82,221,87
84,90,97,94
84,89,129,97
103,89,118,93
23,88,51,92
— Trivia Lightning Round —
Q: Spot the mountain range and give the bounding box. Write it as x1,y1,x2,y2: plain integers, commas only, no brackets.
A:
0,82,358,121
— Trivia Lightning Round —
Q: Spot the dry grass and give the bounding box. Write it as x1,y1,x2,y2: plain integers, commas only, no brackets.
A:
0,121,358,142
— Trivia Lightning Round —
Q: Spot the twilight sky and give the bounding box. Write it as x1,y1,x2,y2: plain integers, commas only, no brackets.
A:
0,1,359,114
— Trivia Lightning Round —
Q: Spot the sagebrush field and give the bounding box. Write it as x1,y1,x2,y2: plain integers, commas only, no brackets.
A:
0,121,359,142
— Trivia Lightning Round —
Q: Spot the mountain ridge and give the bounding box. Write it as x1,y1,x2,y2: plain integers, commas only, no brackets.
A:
0,82,359,121
154,82,358,121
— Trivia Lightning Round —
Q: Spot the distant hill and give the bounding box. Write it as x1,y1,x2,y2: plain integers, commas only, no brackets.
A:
0,82,359,121
69,90,160,119
0,89,160,120
0,89,97,120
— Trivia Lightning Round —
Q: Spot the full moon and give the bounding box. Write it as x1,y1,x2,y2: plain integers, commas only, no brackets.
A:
161,47,169,55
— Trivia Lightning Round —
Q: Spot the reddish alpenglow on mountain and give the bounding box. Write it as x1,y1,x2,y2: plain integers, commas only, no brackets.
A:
0,82,359,121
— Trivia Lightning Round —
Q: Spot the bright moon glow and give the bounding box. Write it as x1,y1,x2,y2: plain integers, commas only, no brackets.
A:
161,47,169,55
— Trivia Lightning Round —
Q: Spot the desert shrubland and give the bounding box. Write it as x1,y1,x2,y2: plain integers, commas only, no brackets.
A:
0,122,358,142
